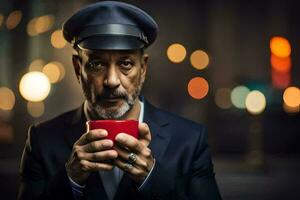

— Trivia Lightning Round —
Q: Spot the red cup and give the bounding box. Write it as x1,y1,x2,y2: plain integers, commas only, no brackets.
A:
86,120,139,144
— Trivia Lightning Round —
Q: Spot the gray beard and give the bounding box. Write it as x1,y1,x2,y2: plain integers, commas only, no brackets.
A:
82,76,143,120
93,99,132,119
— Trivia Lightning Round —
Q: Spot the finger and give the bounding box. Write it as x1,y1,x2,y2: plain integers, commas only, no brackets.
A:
113,145,148,169
115,133,144,153
138,123,151,146
82,139,113,152
77,149,118,162
80,159,114,172
76,129,108,145
113,158,147,178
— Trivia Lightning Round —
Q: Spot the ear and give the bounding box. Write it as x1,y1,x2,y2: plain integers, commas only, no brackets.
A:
141,54,148,83
72,55,82,83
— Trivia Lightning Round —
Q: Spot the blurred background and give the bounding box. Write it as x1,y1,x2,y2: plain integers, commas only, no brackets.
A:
0,0,299,199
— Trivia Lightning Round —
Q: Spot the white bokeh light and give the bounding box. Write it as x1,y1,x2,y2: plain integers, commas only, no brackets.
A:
19,71,51,102
245,90,266,115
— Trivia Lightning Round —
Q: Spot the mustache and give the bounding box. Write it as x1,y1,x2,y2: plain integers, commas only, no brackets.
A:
96,88,128,100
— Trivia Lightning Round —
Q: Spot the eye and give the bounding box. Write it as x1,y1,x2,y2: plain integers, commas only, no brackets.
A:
119,60,134,70
86,60,105,71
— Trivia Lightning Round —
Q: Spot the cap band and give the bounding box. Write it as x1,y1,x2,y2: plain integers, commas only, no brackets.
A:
73,24,148,46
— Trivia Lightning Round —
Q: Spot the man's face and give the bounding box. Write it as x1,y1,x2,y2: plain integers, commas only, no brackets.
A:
73,49,148,119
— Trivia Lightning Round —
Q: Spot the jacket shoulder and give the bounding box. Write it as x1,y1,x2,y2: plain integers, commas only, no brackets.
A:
33,107,81,131
146,102,205,132
162,110,203,130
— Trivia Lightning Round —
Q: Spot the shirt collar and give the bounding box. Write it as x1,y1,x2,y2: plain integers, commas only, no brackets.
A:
83,100,144,123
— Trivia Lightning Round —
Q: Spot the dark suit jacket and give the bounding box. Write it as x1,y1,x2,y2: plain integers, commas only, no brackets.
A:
18,100,222,200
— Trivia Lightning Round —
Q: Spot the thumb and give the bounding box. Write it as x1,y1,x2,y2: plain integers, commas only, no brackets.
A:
138,122,151,145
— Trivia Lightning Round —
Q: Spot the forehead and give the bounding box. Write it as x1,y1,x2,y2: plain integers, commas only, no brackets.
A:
80,49,141,59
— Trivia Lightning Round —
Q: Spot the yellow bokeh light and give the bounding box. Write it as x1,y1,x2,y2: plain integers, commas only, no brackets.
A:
19,72,51,102
190,50,209,70
167,43,187,63
27,18,38,36
42,61,65,83
283,86,300,108
6,10,22,30
0,14,4,27
27,15,54,36
27,102,45,117
231,86,250,109
0,87,15,110
35,15,54,34
245,90,266,115
28,59,45,71
270,36,291,58
51,30,67,49
187,77,209,100
55,62,66,81
215,88,232,109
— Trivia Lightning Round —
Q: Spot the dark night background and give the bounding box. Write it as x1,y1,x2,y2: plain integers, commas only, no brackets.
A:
0,0,299,199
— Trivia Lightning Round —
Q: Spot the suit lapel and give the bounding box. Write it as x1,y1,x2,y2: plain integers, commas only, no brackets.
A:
143,100,172,163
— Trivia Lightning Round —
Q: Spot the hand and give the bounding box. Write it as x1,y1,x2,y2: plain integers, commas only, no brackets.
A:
66,129,118,185
113,123,154,185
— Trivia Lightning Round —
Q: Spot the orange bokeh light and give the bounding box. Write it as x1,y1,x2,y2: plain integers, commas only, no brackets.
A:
270,54,291,73
190,50,209,70
270,36,291,58
283,102,300,113
187,77,209,100
271,69,290,89
283,86,300,108
6,10,22,30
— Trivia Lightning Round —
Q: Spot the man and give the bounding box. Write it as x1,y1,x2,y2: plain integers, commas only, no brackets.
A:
18,1,222,200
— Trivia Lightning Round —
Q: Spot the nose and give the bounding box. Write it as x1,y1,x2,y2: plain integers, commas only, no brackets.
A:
103,65,121,89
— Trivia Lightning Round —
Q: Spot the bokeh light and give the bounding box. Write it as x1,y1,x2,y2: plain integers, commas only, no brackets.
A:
27,15,54,36
19,72,51,102
231,85,250,109
270,36,291,58
0,118,14,144
271,69,290,89
215,88,232,109
27,18,38,36
6,10,22,30
245,90,266,115
167,43,187,63
187,77,209,100
283,86,300,108
28,59,45,71
51,29,67,49
35,15,54,34
0,87,15,110
190,50,209,70
27,102,45,117
0,14,4,27
42,61,65,83
270,54,291,73
283,102,300,113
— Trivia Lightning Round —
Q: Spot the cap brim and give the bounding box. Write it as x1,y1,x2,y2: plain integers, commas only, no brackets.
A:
77,36,145,50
